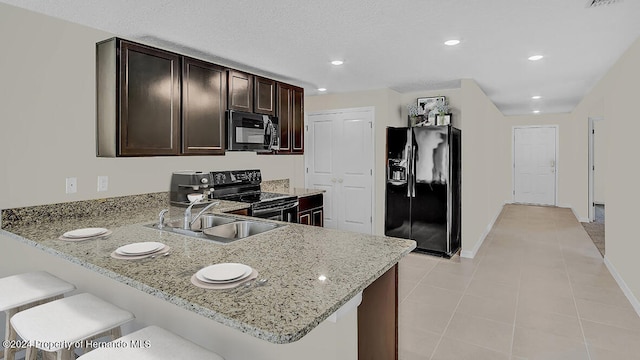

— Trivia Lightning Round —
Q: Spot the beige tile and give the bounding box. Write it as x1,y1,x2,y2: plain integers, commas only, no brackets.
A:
399,299,456,335
456,294,516,324
575,298,640,332
398,327,441,360
407,283,463,311
431,336,510,360
399,263,432,284
515,307,583,341
568,271,620,290
398,350,431,360
581,320,640,353
399,279,417,303
512,326,589,360
472,266,521,289
519,278,574,300
517,292,577,318
443,313,513,354
571,282,633,309
432,259,477,278
465,277,519,304
587,344,640,360
401,252,441,270
420,270,472,293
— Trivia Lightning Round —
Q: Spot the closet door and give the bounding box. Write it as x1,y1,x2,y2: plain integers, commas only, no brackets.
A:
305,108,374,234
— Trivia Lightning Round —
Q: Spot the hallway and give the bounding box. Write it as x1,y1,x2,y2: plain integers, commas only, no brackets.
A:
398,204,640,359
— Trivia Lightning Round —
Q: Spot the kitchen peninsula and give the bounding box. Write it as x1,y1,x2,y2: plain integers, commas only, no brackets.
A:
0,193,415,360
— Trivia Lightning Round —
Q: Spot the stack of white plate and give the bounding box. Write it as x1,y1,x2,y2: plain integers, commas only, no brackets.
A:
59,227,111,241
196,263,252,284
111,242,169,260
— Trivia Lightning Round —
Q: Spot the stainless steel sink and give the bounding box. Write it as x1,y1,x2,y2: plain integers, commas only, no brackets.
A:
203,221,279,240
145,215,284,244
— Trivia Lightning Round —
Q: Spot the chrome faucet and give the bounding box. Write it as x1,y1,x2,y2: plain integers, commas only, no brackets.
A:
158,209,169,229
183,200,220,230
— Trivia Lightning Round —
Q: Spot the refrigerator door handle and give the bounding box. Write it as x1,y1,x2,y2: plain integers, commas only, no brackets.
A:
406,144,412,198
410,146,416,197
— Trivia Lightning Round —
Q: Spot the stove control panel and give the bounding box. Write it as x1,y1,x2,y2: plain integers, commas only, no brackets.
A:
211,169,262,186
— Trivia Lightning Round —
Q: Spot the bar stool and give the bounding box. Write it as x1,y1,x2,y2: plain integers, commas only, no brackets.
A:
10,293,135,360
76,325,225,360
0,271,75,360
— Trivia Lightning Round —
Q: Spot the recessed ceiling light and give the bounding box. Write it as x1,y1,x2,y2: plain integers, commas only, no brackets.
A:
331,60,344,66
531,95,542,100
318,275,327,281
533,110,541,114
318,88,327,92
528,55,544,61
444,39,460,46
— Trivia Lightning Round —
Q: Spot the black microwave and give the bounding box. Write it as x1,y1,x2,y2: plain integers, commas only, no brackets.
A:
226,110,279,152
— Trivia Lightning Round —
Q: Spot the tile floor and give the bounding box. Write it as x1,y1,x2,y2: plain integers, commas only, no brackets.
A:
398,204,640,360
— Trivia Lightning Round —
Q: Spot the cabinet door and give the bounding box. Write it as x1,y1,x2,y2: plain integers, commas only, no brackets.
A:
182,57,227,155
292,87,304,153
312,209,324,227
254,76,276,116
227,70,253,112
277,83,292,152
276,83,304,154
299,211,311,225
119,41,180,155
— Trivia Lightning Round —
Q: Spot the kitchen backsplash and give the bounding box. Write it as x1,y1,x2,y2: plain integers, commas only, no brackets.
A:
261,179,290,194
1,192,168,230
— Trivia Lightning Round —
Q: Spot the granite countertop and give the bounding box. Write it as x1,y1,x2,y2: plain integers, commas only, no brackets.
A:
1,198,415,344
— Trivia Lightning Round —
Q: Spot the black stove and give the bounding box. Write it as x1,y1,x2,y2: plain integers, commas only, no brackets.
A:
210,170,298,222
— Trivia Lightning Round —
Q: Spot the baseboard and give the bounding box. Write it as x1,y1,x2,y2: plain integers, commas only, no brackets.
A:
604,256,640,318
460,204,504,259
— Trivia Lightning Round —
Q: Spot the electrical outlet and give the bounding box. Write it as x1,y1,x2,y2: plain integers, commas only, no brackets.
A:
66,177,77,194
97,176,108,192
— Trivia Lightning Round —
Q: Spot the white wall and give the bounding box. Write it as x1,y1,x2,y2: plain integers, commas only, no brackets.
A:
593,119,607,204
0,3,304,210
572,36,640,309
306,81,512,256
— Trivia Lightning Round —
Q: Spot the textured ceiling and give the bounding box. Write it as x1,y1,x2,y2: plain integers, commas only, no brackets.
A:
3,0,640,115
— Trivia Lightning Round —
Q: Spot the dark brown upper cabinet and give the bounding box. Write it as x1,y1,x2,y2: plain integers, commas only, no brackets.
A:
254,76,276,116
227,70,253,113
182,57,227,155
276,83,304,154
97,38,181,157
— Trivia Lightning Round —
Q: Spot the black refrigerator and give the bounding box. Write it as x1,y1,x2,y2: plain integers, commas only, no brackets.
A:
385,125,461,257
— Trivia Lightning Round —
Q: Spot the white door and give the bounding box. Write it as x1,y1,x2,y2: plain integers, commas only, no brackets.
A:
306,108,374,234
513,126,557,205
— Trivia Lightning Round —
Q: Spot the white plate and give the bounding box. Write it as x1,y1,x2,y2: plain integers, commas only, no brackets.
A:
197,263,252,282
115,242,165,256
63,227,108,238
195,267,252,284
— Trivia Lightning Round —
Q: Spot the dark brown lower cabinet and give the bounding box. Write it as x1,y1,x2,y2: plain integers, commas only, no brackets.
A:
358,264,398,360
298,194,323,227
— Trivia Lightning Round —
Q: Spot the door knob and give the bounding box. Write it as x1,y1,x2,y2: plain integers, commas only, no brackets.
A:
331,178,337,183
338,178,343,183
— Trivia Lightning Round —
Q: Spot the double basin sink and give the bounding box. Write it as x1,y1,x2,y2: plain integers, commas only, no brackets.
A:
146,214,284,245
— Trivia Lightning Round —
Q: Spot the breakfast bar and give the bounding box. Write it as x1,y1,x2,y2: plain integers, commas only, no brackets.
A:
0,194,415,360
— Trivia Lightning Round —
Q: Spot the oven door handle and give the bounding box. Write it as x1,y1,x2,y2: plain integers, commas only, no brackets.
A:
252,202,299,215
